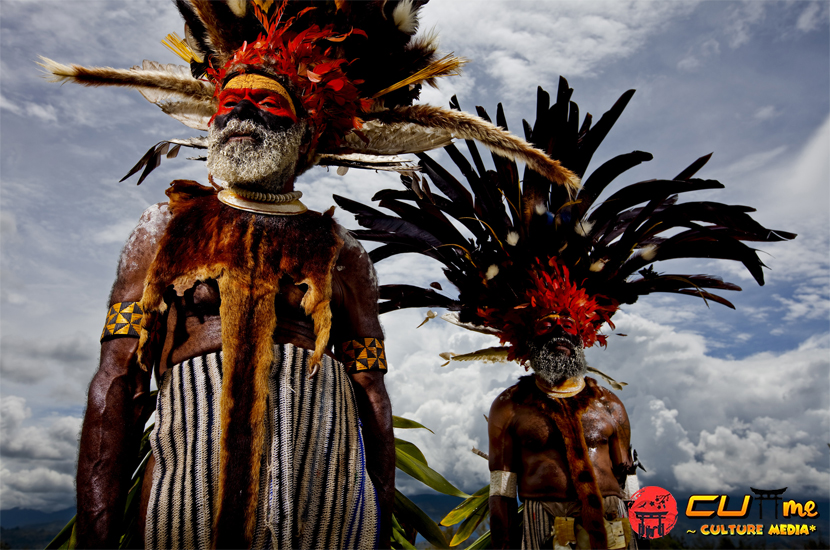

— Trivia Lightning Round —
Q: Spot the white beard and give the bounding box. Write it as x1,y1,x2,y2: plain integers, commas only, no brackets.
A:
206,118,307,193
528,337,587,386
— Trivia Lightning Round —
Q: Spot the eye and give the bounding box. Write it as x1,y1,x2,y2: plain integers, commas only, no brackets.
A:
222,100,238,108
534,320,553,336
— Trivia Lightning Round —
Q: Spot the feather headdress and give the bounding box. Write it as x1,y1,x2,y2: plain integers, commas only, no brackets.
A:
334,78,796,365
39,0,579,190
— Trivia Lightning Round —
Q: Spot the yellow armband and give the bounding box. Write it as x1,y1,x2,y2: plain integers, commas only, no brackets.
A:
340,338,388,373
101,302,144,341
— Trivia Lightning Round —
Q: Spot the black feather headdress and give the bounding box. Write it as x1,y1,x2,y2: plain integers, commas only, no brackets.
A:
335,78,796,365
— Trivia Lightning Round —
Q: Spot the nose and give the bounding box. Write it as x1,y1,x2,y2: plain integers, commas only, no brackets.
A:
228,99,264,123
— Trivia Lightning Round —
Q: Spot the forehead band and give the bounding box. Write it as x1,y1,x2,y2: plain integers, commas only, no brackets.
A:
223,74,296,117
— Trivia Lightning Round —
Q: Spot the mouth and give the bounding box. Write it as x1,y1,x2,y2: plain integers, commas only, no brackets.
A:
548,338,574,357
223,131,258,145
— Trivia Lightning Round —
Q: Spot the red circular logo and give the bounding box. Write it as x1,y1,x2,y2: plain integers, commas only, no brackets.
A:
628,486,678,539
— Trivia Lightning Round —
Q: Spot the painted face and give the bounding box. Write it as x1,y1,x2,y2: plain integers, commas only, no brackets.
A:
212,87,298,131
207,82,307,192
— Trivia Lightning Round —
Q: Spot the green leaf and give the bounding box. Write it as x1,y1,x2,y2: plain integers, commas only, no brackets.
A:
395,437,428,465
465,529,491,550
449,496,489,547
391,526,418,550
396,447,470,498
441,484,489,526
393,415,434,433
46,515,76,549
394,489,450,549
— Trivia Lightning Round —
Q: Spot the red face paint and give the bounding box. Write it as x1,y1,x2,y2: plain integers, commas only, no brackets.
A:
213,88,298,124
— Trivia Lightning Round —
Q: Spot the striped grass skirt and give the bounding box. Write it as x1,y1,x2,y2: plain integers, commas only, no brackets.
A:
146,344,379,549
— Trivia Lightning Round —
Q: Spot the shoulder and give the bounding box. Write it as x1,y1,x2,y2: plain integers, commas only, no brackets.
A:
118,203,170,274
333,222,377,285
490,381,522,418
586,377,629,423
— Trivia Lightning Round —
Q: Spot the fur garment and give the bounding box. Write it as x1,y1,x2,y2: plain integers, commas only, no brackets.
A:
137,180,343,548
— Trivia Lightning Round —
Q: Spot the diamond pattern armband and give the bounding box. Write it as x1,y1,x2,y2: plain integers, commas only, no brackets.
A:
101,302,144,341
340,338,388,373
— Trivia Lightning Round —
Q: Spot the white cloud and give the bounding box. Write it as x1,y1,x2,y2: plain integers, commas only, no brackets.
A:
753,105,780,121
677,38,721,72
595,313,829,497
0,467,76,511
796,2,827,33
0,396,82,461
420,1,698,94
725,2,766,49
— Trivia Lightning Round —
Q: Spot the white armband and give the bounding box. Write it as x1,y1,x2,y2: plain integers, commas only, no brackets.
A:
489,470,517,498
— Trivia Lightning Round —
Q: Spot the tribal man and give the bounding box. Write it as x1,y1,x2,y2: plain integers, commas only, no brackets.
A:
333,78,795,550
488,325,636,550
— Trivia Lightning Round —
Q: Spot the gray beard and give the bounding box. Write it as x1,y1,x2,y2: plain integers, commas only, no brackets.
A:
528,337,587,386
206,118,306,193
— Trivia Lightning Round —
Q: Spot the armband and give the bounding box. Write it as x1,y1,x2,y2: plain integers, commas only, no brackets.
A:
101,302,144,341
489,470,517,498
340,338,388,373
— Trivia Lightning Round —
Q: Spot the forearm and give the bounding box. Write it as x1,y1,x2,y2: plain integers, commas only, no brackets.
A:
76,341,151,548
489,495,519,549
350,372,395,548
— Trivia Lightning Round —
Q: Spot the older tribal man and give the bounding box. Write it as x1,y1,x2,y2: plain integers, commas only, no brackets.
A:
45,1,583,547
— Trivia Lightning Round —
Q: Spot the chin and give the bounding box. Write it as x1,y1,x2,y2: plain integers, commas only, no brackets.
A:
207,119,307,192
529,340,587,385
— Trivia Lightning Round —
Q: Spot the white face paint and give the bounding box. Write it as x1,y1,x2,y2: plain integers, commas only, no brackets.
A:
206,117,307,193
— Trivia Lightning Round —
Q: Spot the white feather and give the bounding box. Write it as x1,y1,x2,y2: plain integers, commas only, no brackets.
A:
341,120,453,155
392,0,419,34
506,231,519,246
225,0,247,17
485,264,499,280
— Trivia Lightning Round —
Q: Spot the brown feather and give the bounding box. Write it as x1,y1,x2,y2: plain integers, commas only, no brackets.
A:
368,105,581,193
38,57,215,101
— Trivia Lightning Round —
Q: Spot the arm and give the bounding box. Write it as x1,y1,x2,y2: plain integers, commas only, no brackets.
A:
604,390,635,489
76,204,169,548
331,232,395,549
488,389,521,550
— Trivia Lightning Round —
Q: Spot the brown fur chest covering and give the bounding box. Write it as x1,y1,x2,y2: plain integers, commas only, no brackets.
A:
516,376,610,549
137,180,343,549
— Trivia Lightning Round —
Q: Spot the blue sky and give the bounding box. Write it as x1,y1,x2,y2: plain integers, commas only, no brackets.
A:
1,1,828,513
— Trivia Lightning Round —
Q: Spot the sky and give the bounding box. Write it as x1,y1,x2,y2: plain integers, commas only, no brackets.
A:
1,1,828,514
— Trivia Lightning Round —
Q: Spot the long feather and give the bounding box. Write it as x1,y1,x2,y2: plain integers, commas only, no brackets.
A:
367,105,581,192
372,54,466,99
38,57,215,101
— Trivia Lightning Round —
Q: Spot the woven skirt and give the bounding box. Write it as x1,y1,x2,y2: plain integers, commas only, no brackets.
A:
146,344,379,549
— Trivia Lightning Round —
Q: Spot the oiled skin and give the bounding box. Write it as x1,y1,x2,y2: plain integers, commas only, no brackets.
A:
76,204,395,548
488,374,632,549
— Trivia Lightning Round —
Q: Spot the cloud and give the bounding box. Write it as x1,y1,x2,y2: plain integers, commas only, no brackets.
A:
0,467,75,512
600,313,829,497
725,2,766,49
753,105,780,121
0,396,82,462
796,2,828,33
420,1,698,94
0,333,98,384
0,93,58,124
677,38,721,72
0,396,81,511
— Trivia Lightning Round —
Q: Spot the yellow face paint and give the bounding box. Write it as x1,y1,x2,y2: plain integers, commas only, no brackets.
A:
223,74,296,117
